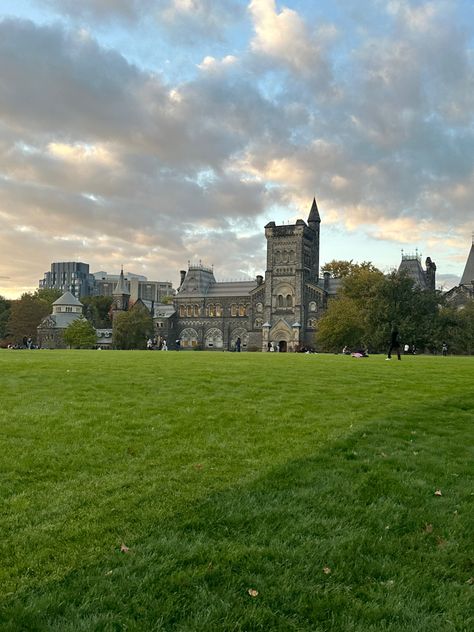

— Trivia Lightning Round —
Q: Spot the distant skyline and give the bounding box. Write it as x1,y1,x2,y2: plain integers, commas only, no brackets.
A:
1,0,473,299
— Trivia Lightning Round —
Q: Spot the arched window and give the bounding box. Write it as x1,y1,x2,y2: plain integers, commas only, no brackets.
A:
256,302,263,313
186,305,193,317
277,294,284,307
255,318,263,328
239,305,246,317
309,301,317,312
231,304,237,317
209,304,215,317
205,328,223,349
179,305,185,317
180,327,198,348
216,304,222,317
194,304,200,317
286,294,293,307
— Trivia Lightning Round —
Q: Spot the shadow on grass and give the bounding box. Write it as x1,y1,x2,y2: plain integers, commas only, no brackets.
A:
2,394,473,632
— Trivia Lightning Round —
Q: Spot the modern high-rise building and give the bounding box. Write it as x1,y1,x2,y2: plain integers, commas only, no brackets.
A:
39,262,94,297
39,263,174,301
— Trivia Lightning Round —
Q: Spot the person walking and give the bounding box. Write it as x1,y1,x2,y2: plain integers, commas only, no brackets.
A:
386,326,401,360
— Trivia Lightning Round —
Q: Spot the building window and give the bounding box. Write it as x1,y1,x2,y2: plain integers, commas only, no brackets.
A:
65,306,72,312
239,305,246,317
277,295,284,307
256,302,263,313
255,318,263,328
231,304,237,317
194,305,200,317
187,305,193,317
216,304,222,317
309,301,317,312
286,294,293,307
209,304,215,317
179,305,185,317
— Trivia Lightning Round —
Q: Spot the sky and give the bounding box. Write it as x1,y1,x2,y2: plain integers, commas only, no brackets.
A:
1,0,473,298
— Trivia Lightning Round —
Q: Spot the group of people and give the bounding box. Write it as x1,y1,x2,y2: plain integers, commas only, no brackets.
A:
146,338,168,351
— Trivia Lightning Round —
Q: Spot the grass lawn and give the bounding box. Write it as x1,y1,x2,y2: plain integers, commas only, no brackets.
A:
0,350,473,631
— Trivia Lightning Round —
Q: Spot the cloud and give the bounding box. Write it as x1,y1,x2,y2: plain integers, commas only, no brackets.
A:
1,1,474,298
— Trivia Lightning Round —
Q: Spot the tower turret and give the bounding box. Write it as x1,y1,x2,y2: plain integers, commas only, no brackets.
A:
112,267,130,314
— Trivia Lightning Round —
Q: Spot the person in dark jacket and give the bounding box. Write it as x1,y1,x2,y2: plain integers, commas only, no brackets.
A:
387,326,401,360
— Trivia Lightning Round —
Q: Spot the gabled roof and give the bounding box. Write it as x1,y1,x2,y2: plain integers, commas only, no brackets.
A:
460,242,474,286
52,291,83,306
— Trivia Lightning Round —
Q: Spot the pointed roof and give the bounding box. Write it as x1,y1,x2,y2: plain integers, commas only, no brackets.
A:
113,267,130,296
308,197,321,224
52,291,83,307
460,239,474,286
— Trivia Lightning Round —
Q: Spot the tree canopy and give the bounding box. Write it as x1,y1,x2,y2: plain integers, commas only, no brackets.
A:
7,292,52,343
316,267,453,353
113,303,153,350
81,295,113,328
321,259,379,278
0,295,11,340
63,318,97,349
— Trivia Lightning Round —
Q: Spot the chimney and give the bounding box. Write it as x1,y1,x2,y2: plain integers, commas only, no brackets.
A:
179,270,186,287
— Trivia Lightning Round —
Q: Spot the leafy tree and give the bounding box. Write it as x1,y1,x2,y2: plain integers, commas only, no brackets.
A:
316,297,365,352
113,303,153,350
63,318,97,349
0,295,11,340
7,293,51,344
34,288,62,306
317,267,443,353
81,296,113,328
321,260,379,278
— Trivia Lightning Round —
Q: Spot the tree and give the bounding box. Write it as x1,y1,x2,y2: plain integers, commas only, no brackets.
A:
113,304,153,350
7,293,51,344
0,295,11,340
316,267,444,353
34,288,62,306
317,296,365,352
63,318,97,349
321,260,378,278
81,296,113,328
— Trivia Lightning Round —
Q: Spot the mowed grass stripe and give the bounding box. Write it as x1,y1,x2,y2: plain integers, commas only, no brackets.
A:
0,351,473,631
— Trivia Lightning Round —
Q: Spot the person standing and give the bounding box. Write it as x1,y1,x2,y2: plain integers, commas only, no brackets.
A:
386,326,401,360
235,337,241,352
442,342,448,356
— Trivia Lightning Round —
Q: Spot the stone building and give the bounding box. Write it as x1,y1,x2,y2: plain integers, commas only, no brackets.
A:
150,199,340,351
398,252,436,290
445,237,474,308
37,291,84,349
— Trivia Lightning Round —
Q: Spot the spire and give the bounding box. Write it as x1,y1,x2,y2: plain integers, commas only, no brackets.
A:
113,266,130,296
460,239,474,286
308,197,321,225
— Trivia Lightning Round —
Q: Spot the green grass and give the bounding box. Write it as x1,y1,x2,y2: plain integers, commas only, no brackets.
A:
0,350,473,631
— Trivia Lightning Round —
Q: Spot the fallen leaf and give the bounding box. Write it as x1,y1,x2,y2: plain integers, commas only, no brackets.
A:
248,588,259,597
323,566,331,575
424,523,433,534
105,570,113,576
120,543,130,553
434,489,442,496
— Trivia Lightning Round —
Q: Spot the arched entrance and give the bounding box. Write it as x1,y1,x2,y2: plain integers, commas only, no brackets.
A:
279,340,288,353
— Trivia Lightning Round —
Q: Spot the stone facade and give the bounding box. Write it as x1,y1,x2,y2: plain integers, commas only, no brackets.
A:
37,291,84,349
154,199,338,351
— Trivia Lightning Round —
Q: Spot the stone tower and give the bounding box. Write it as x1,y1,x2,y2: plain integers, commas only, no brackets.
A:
262,198,321,351
111,267,130,318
